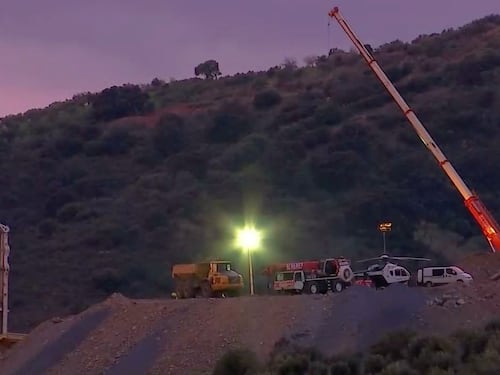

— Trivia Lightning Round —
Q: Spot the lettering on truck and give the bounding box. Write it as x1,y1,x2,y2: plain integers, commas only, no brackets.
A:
286,262,304,271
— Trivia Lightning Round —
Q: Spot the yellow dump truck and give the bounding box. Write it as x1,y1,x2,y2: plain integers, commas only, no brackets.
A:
172,261,244,298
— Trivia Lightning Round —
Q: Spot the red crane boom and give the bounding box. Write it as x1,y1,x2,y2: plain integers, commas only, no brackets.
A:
328,6,500,253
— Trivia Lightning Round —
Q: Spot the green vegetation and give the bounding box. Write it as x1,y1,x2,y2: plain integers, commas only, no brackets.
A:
212,319,500,374
1,14,500,330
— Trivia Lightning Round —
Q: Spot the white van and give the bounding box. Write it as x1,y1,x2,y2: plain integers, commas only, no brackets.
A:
417,266,473,287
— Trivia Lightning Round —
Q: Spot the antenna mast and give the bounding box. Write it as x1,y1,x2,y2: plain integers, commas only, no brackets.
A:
1,224,10,335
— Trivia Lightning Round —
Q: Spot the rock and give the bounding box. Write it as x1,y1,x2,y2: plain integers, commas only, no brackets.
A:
434,297,445,306
456,299,466,306
490,271,500,281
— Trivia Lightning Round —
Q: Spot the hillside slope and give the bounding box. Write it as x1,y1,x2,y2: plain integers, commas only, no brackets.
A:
1,14,500,332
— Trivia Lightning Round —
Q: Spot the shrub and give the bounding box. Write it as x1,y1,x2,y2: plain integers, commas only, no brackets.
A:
407,336,457,372
152,113,186,157
313,104,343,126
206,105,252,143
253,89,282,110
212,348,260,375
91,84,152,122
91,268,127,293
370,329,417,361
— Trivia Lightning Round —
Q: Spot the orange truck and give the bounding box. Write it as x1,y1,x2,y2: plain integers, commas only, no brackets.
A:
171,260,244,298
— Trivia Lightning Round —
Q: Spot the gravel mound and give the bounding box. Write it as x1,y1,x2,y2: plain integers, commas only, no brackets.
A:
458,251,500,281
2,265,500,375
288,285,428,356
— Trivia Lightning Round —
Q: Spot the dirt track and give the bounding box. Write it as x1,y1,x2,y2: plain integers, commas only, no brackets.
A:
2,252,500,375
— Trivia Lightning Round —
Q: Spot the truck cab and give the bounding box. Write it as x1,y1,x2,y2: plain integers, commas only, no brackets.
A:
209,261,244,289
273,270,303,293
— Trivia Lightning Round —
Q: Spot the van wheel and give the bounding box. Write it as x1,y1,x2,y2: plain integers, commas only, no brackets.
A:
425,281,432,287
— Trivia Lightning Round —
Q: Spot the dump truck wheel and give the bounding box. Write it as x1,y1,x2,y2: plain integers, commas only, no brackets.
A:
227,290,240,297
184,286,194,298
201,282,212,298
176,287,185,299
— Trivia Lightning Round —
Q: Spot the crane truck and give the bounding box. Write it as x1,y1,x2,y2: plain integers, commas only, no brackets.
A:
0,224,25,351
263,257,354,294
328,6,500,253
171,260,244,298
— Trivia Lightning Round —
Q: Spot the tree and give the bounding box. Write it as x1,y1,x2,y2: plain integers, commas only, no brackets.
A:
194,59,222,80
282,57,298,70
91,84,151,122
304,55,318,67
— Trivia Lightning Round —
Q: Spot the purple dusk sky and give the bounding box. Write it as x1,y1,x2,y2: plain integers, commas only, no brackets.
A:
1,0,498,117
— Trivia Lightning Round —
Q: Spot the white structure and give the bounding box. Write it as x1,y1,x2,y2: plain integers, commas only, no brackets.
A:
417,266,473,287
1,223,10,336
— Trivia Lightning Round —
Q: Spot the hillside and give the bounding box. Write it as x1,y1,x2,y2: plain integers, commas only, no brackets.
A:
1,14,500,332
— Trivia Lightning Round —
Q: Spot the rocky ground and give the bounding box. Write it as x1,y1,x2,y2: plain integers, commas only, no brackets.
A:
1,252,500,375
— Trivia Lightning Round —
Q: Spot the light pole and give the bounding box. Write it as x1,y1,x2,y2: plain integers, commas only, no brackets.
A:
378,222,392,253
235,225,261,296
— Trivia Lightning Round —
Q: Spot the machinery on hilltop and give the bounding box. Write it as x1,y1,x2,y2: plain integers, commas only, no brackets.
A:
263,257,354,294
171,260,244,298
353,253,431,289
328,6,500,253
0,224,26,350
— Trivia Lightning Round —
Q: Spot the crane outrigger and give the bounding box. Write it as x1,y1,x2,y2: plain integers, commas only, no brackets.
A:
328,6,500,253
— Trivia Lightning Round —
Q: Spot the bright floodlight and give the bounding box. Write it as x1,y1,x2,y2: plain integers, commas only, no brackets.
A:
235,226,261,251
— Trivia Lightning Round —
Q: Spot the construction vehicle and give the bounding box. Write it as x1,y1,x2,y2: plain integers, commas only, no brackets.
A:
328,6,500,253
0,224,26,351
263,257,354,294
171,260,244,298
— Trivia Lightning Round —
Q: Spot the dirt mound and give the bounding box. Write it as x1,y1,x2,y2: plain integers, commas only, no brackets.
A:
1,294,324,375
287,285,428,356
2,280,500,375
457,251,500,281
418,269,500,338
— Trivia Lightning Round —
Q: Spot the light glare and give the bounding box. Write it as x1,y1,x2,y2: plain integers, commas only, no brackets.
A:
236,226,261,251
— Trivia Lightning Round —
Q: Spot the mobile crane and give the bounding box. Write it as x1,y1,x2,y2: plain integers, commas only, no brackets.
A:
262,257,354,294
328,6,500,253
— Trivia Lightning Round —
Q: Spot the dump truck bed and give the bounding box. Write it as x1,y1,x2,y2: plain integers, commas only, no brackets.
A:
172,263,210,279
